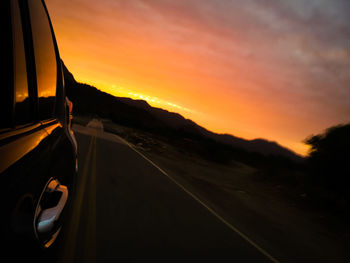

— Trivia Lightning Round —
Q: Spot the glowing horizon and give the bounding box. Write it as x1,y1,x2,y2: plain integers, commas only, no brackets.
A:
73,74,311,156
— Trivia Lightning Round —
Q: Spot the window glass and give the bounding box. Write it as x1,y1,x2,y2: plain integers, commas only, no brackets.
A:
0,1,13,129
12,0,31,126
28,0,57,120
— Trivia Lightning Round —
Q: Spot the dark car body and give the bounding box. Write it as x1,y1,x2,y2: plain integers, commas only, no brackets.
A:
0,0,77,250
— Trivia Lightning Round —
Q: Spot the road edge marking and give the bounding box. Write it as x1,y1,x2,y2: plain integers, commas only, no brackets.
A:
83,134,97,262
60,135,96,263
117,135,280,263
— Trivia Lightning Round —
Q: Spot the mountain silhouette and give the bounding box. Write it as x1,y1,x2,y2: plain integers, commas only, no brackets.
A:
63,62,302,162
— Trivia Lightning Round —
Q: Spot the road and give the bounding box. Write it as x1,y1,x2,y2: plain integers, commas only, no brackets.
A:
44,119,278,262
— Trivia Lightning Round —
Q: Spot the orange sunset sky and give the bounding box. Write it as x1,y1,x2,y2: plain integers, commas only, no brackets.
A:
46,0,350,156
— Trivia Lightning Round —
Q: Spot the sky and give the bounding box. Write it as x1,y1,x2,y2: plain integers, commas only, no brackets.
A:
45,0,350,156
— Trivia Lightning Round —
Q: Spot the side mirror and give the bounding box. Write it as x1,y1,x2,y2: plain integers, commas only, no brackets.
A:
65,97,73,127
69,100,73,121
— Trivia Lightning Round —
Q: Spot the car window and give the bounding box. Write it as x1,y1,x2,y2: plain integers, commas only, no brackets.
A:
12,0,32,126
0,1,13,130
28,0,57,120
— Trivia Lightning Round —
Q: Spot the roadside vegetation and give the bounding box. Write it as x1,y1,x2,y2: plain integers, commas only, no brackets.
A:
304,123,350,216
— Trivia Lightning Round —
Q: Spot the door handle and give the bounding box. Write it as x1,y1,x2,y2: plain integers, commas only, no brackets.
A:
35,179,68,235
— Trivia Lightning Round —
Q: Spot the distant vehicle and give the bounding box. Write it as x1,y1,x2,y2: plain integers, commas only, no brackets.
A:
0,0,77,249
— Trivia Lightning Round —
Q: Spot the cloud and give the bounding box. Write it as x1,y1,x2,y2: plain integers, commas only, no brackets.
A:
100,0,350,121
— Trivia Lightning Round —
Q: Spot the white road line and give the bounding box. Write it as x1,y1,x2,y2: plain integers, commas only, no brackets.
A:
116,135,280,263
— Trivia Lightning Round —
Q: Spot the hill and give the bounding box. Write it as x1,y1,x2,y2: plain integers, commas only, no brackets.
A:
63,62,302,162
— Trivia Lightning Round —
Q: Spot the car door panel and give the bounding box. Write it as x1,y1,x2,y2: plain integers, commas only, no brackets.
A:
0,0,77,250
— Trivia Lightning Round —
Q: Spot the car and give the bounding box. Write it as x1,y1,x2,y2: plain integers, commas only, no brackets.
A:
0,0,78,251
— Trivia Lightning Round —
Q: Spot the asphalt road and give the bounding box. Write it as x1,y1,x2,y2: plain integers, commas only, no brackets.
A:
43,119,277,262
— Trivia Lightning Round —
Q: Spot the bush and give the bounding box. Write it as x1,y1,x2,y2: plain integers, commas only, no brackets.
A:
305,123,350,204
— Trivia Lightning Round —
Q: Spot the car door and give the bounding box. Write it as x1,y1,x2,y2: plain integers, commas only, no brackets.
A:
26,0,78,248
0,0,76,250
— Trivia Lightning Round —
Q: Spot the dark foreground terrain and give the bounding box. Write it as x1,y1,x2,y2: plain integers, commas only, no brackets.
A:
100,118,350,263
35,119,276,263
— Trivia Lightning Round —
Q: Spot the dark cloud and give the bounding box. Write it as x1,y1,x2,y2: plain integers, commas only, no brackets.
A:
87,0,350,125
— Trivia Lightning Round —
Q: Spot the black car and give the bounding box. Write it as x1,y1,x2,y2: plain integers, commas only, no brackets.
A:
0,0,78,250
